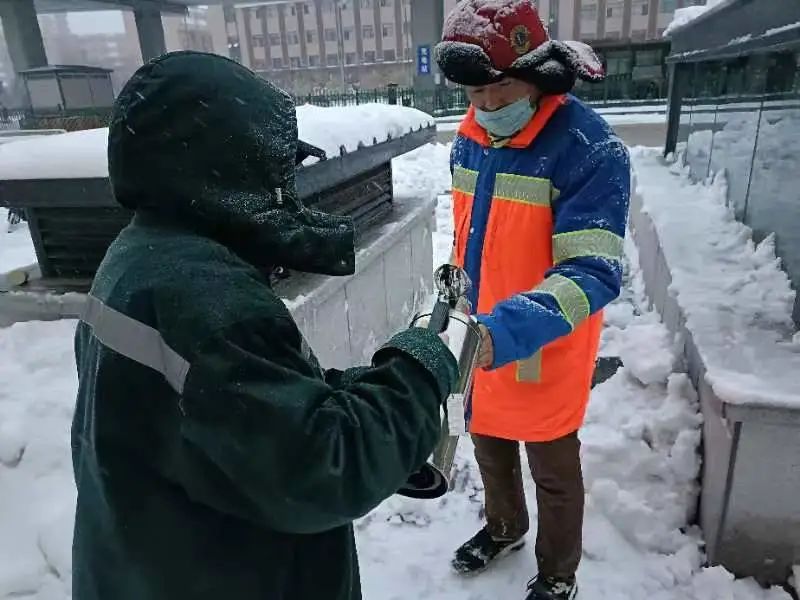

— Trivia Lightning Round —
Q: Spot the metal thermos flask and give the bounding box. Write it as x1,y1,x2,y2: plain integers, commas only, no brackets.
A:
396,265,482,499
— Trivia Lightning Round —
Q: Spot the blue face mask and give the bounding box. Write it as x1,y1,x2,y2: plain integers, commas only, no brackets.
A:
474,97,536,138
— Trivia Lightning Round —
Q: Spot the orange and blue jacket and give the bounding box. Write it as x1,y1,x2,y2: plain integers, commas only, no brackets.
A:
452,94,630,442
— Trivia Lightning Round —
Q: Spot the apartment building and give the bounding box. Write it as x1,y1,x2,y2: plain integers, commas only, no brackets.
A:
208,0,701,93
536,0,705,42
207,0,415,94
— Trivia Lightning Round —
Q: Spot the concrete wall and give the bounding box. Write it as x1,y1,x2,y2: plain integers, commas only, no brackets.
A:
629,178,800,585
278,196,435,368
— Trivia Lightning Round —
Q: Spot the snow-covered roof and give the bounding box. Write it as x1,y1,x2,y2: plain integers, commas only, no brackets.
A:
663,0,731,37
0,103,433,181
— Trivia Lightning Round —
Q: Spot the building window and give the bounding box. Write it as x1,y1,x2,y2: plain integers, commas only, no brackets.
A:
304,3,311,14
307,30,317,43
380,0,392,6
267,6,275,17
224,6,236,22
290,56,302,68
363,24,375,38
641,3,649,15
632,29,647,40
660,0,676,12
580,3,597,20
309,55,320,66
253,58,267,70
287,31,300,45
269,33,282,46
255,7,266,19
606,6,613,17
272,57,284,69
363,50,376,62
361,0,373,7
327,53,339,65
345,52,356,64
403,21,409,34
325,28,337,42
382,23,394,37
252,34,265,48
384,48,396,61
344,26,354,41
290,5,296,16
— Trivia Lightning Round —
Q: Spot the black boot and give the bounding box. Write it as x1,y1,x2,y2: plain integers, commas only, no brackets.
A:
451,526,525,575
525,575,578,599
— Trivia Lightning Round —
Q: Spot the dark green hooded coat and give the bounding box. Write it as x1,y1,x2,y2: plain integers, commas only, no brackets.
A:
72,51,458,600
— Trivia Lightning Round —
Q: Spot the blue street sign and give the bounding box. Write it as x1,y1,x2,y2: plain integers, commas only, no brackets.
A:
417,45,431,75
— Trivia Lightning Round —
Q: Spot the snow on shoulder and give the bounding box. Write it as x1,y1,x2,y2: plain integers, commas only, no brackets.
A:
631,147,800,410
0,104,434,181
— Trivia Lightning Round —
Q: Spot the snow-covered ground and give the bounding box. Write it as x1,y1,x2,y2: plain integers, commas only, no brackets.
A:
0,143,794,600
0,209,37,277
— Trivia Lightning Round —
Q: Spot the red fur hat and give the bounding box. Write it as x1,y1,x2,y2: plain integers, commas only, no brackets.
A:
435,0,605,94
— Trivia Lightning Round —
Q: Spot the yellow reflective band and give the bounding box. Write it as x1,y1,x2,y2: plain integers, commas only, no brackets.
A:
553,229,624,264
534,274,590,330
453,166,478,195
493,173,554,207
516,351,542,383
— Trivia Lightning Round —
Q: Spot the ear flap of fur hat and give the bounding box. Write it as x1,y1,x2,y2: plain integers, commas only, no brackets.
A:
508,40,605,95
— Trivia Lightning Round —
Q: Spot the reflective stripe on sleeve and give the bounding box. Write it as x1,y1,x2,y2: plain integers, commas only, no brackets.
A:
533,274,591,330
553,228,624,264
81,295,190,394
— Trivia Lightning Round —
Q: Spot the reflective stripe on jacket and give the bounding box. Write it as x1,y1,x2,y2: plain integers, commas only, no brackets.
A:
451,94,631,442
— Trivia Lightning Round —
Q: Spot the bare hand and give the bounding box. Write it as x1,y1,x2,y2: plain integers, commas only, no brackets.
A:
476,324,494,369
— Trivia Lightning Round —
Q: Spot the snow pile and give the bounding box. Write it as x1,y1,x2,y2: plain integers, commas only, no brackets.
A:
632,147,800,409
392,143,452,204
663,0,728,37
0,209,37,277
0,104,434,180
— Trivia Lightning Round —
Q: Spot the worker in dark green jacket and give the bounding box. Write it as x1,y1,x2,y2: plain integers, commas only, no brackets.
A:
72,51,458,600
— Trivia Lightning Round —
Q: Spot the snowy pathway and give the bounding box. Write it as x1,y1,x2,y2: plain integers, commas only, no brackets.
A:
0,147,793,600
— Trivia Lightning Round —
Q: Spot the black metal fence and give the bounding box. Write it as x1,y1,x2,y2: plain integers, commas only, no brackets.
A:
1,75,668,132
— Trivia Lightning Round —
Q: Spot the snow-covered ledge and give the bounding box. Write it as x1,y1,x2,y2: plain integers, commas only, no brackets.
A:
629,148,800,585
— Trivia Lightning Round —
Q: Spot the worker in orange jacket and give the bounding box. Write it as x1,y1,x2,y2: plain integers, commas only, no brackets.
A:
435,2,631,599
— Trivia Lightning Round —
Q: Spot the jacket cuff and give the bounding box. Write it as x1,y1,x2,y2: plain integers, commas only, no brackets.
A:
376,328,458,401
475,313,520,370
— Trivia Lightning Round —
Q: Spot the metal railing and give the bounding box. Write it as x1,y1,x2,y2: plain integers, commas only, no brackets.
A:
1,77,668,132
